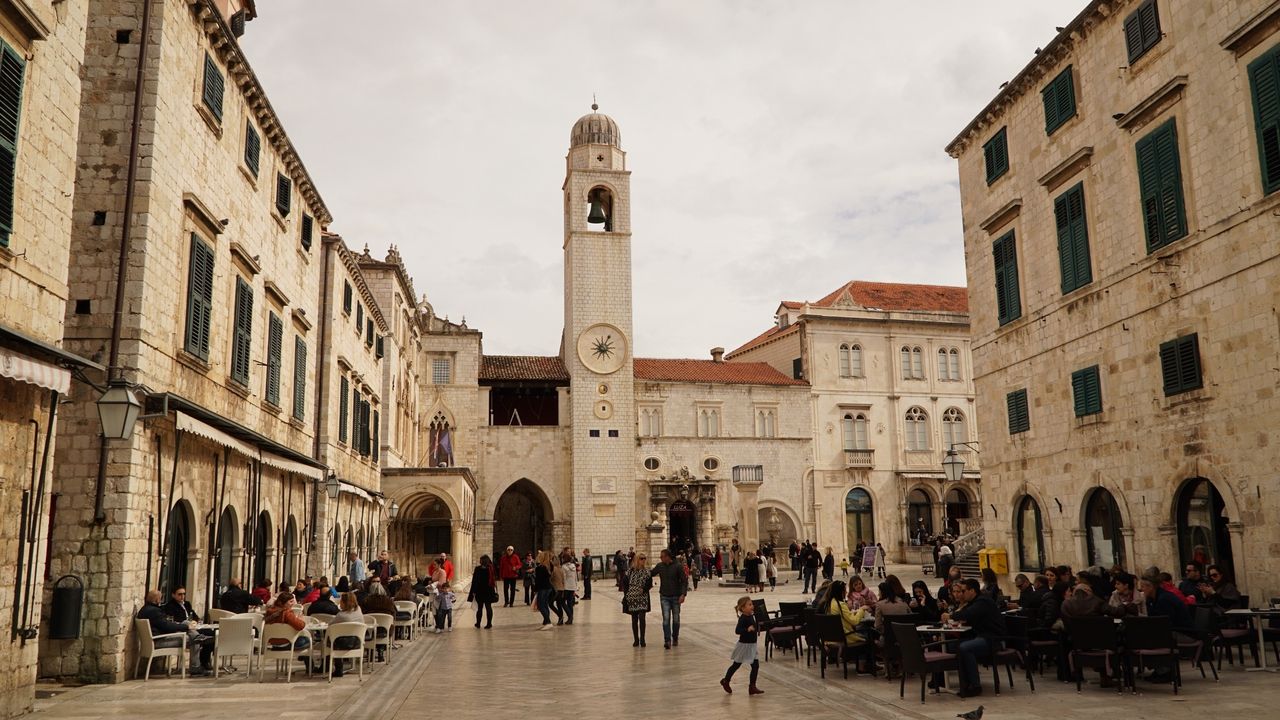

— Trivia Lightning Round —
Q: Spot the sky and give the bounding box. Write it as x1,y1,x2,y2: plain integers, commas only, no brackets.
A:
243,1,1077,358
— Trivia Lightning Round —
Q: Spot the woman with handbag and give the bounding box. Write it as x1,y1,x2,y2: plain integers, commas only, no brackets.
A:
621,552,653,647
468,555,499,629
534,551,556,630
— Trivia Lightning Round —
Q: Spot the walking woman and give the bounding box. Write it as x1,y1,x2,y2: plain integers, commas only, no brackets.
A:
468,554,498,629
534,551,556,630
822,546,836,581
742,551,762,593
560,556,578,625
522,552,536,605
621,552,653,647
549,555,566,625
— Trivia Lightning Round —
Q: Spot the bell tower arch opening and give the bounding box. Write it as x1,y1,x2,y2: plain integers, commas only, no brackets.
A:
492,479,553,557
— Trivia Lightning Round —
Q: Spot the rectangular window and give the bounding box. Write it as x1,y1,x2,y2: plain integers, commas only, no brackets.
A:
338,376,349,443
1248,44,1280,195
375,335,384,359
1159,333,1203,396
372,409,380,461
607,429,619,438
201,52,224,122
1054,182,1093,293
366,318,374,347
244,121,260,177
356,302,363,331
589,429,600,438
275,172,292,217
358,399,371,457
352,388,362,451
1042,66,1077,135
0,43,25,247
292,336,307,421
265,312,283,406
230,276,254,386
1124,0,1162,64
1007,389,1030,434
791,357,803,380
343,281,353,314
993,230,1022,325
983,126,1009,184
300,214,313,251
1071,365,1102,417
432,358,451,385
184,234,215,359
1135,118,1187,252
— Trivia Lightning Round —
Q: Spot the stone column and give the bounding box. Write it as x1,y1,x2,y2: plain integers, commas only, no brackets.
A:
1071,528,1087,567
1227,521,1247,593
733,474,763,550
646,512,666,559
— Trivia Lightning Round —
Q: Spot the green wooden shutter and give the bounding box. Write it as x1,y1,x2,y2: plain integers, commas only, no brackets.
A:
366,318,374,346
1160,334,1202,395
343,282,352,314
362,401,371,456
184,235,215,359
353,388,362,451
338,376,349,443
244,122,260,177
1072,365,1101,416
984,127,1009,184
1055,183,1092,293
1007,389,1030,434
300,214,313,251
1125,0,1162,63
1043,66,1076,135
231,276,254,385
202,53,224,122
275,173,292,217
265,312,282,405
1249,47,1280,195
292,336,307,420
993,231,1022,325
1136,119,1187,252
0,44,24,246
372,409,380,462
356,302,363,330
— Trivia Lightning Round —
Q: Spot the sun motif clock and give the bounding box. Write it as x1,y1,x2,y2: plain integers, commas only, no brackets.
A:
576,323,627,375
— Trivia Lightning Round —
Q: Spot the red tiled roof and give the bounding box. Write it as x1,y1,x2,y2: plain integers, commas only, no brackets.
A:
811,280,968,313
634,358,807,386
725,322,798,359
480,355,569,382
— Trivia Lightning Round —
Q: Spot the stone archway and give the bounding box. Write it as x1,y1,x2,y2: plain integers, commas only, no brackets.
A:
393,492,454,577
492,479,552,558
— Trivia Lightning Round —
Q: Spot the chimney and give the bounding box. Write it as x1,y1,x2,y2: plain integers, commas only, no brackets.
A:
710,347,725,363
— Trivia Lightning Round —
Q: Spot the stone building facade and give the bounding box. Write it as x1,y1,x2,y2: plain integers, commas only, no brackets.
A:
947,0,1280,598
728,281,980,563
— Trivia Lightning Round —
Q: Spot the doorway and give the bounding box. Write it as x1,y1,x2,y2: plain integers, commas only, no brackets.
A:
668,500,696,552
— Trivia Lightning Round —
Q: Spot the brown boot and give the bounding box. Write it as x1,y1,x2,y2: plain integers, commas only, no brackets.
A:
749,686,764,696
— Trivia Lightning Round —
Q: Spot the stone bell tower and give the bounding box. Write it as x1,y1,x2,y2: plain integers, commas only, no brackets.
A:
562,104,636,553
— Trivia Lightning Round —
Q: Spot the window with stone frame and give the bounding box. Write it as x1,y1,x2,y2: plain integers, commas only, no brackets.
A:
842,413,868,450
900,346,924,380
755,408,776,438
697,407,720,438
942,407,967,448
904,406,929,451
0,41,24,247
639,407,662,437
432,358,452,385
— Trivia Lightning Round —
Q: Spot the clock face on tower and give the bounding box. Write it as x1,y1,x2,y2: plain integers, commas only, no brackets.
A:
576,323,628,375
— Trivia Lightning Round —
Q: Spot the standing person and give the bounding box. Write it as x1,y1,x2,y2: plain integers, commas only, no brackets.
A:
498,546,522,608
580,548,593,600
347,551,367,585
742,551,762,594
729,539,742,577
720,596,764,696
822,547,836,581
433,581,456,633
368,550,397,584
802,544,820,594
622,552,653,647
936,541,953,579
534,551,557,630
549,555,566,625
765,553,778,592
561,556,579,624
788,540,800,575
853,540,866,575
650,549,688,649
468,555,498,629
613,550,628,591
522,552,536,605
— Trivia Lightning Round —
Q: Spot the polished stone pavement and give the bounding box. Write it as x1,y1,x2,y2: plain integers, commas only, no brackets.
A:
33,566,1280,720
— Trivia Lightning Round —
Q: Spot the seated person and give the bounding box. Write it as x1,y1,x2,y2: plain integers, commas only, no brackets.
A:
326,592,365,678
1059,580,1108,620
873,581,912,636
1140,575,1193,682
219,577,263,614
908,580,941,623
160,586,213,670
1200,565,1243,610
1013,573,1039,613
846,575,878,612
307,582,339,615
1178,563,1205,603
1107,572,1144,617
263,591,309,652
943,579,1005,699
137,589,209,676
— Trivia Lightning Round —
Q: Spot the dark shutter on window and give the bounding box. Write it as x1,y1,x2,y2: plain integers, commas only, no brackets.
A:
265,312,282,405
275,173,292,217
983,127,1009,184
1054,183,1092,294
375,335,384,359
1249,47,1280,195
338,376,349,443
1071,365,1102,417
356,302,363,330
184,235,215,359
352,388,362,451
993,231,1022,325
372,409,380,462
292,336,307,420
0,44,24,247
300,214,313,251
1007,389,1030,434
343,282,353,314
231,276,254,386
230,10,246,37
792,357,803,380
366,318,374,346
1136,119,1187,253
202,53,224,122
1124,0,1162,64
1159,334,1203,396
244,122,260,177
359,400,371,457
1042,66,1076,135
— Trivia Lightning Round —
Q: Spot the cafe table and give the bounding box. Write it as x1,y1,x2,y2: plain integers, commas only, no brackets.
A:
1224,608,1280,673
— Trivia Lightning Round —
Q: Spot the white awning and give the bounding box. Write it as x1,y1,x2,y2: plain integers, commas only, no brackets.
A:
0,346,70,394
340,481,371,501
176,411,257,459
260,450,323,480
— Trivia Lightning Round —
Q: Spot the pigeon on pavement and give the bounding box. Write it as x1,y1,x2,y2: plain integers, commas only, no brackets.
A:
957,706,984,720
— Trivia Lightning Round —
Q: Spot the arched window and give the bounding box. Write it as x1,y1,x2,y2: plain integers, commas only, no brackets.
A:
253,511,272,586
839,343,851,377
756,409,776,438
850,344,863,377
282,516,297,586
1175,478,1233,572
698,408,720,437
900,346,912,379
160,502,191,596
942,407,966,448
907,488,933,540
844,488,874,550
639,408,662,437
214,506,238,600
945,488,971,536
429,411,454,467
937,348,951,380
904,406,929,450
1084,488,1125,568
330,525,342,581
949,348,961,381
912,347,924,378
1016,496,1044,571
842,413,868,450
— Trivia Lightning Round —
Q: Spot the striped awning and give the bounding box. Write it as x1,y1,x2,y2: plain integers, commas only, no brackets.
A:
0,346,70,394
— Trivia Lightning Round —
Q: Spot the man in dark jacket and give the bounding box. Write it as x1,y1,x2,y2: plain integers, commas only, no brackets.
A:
219,577,262,614
1140,575,1193,682
944,579,1006,698
802,545,821,594
368,550,397,584
650,549,689,649
141,589,209,675
307,582,339,615
580,548,593,600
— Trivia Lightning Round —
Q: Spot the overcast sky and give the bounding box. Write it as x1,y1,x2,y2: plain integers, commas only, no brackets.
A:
244,1,1075,358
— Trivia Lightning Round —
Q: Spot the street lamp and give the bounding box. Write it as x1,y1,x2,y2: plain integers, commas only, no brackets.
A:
325,472,340,500
388,500,400,520
942,442,981,483
96,381,143,440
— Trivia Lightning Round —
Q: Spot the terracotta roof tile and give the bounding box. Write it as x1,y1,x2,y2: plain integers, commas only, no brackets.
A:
480,355,569,382
634,358,806,386
812,280,968,313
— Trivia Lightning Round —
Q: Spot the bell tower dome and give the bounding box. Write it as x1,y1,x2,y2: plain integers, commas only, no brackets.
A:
562,102,634,553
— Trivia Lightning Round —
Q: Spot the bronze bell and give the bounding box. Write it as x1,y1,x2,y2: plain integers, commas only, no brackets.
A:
587,198,607,225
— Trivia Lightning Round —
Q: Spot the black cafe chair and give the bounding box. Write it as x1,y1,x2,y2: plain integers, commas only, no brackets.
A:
1066,616,1125,694
1123,615,1182,694
989,614,1036,694
892,622,958,704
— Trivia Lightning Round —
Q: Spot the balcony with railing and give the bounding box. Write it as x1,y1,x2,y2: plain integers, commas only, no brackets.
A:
844,448,874,468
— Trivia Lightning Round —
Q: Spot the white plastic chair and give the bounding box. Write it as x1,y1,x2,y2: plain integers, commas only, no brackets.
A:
213,616,256,679
208,608,234,623
416,595,431,628
393,601,416,641
309,613,336,625
367,613,393,664
323,621,366,682
134,618,187,680
258,624,310,683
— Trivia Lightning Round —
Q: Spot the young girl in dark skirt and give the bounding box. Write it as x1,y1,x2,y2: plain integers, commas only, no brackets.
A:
720,596,764,695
